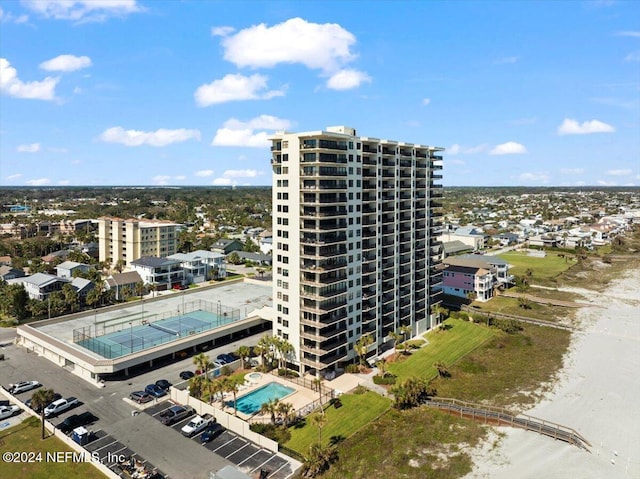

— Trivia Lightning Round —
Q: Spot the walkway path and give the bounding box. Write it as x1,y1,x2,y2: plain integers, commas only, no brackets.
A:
424,397,591,451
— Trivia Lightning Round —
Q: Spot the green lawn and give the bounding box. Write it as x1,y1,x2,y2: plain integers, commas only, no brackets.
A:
469,296,572,322
388,319,497,381
0,417,108,479
498,251,576,280
285,391,391,454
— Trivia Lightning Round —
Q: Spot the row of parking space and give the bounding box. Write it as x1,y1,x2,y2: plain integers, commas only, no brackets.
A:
83,429,166,479
145,402,295,479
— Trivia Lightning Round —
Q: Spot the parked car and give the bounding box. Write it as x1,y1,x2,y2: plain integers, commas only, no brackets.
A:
44,397,78,418
145,384,167,398
57,411,97,434
7,381,41,394
0,404,20,420
217,354,236,364
155,379,171,390
26,393,62,413
179,371,195,380
181,414,212,437
200,423,224,444
212,360,224,369
160,405,193,425
129,391,153,404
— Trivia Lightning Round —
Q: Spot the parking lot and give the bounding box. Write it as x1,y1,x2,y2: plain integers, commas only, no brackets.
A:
146,402,295,479
0,331,298,479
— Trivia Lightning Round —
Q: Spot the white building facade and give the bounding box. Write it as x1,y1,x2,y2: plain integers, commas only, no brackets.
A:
270,126,444,375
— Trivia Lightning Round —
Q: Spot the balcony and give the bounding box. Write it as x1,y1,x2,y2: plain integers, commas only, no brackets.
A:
302,297,348,314
301,232,347,245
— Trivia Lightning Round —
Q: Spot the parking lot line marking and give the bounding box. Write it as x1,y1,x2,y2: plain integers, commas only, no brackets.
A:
268,460,291,478
90,438,118,452
225,441,250,459
237,448,263,466
213,436,241,453
251,454,278,474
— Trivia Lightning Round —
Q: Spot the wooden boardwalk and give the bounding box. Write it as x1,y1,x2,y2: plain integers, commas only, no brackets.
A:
424,397,591,451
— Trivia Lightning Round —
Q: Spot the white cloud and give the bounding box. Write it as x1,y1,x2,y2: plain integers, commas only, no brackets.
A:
519,172,550,183
212,178,233,186
99,126,201,147
624,51,640,62
17,143,40,153
40,54,92,72
194,73,285,106
211,26,234,37
6,173,22,180
557,118,615,135
222,18,357,73
489,141,527,155
606,169,632,176
448,144,461,155
560,168,585,175
597,179,617,186
326,69,371,90
57,179,70,185
21,0,143,23
195,169,214,177
212,115,292,148
25,178,51,186
495,56,520,64
422,98,431,106
0,6,29,23
0,58,59,100
175,175,186,181
152,175,171,185
616,31,640,38
223,169,262,178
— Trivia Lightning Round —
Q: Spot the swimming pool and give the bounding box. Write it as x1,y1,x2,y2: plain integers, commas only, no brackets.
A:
231,382,295,415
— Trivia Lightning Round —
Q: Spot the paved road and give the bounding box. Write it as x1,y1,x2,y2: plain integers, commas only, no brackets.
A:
0,330,266,479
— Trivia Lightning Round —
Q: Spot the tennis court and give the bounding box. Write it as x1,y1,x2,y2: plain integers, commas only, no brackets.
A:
76,308,240,359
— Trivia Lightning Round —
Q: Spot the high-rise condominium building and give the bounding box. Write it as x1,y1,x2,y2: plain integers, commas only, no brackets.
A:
98,217,179,267
270,126,444,375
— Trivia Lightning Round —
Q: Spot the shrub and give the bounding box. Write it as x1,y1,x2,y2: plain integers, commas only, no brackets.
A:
344,364,360,374
330,398,343,409
278,368,299,378
352,385,368,395
373,374,397,385
250,423,291,443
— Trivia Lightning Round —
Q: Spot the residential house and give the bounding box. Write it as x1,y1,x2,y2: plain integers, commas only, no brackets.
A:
442,240,473,257
258,231,273,255
440,255,513,302
211,239,244,255
0,265,25,281
104,271,144,301
55,261,93,279
167,250,226,284
130,256,185,291
235,251,272,266
0,255,12,266
41,250,70,264
440,226,487,251
11,273,69,300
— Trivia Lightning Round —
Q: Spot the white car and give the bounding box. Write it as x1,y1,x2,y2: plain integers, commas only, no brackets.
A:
44,397,78,418
8,381,41,394
181,415,212,437
0,404,20,420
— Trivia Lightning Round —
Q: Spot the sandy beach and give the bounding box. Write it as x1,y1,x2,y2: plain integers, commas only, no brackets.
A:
465,268,640,479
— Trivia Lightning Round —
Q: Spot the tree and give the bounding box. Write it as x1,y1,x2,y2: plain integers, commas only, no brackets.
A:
86,283,102,309
0,283,29,320
221,377,240,416
276,401,295,426
312,376,325,409
134,281,145,299
62,283,79,313
114,259,126,274
391,377,434,409
235,345,251,369
467,291,477,303
275,337,294,369
193,353,212,378
400,324,412,342
387,331,401,356
302,442,338,478
355,334,373,367
309,412,328,444
376,360,388,378
30,388,56,439
227,251,242,265
259,398,280,425
47,291,66,317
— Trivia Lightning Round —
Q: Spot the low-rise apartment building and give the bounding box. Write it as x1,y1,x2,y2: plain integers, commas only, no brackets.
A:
130,256,185,291
167,250,226,283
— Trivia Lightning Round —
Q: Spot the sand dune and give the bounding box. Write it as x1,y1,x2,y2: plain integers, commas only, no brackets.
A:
466,269,640,479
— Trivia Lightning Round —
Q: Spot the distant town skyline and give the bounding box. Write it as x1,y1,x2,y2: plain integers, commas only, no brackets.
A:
1,0,638,187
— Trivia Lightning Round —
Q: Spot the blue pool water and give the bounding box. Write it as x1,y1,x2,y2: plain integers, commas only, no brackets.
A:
231,382,295,415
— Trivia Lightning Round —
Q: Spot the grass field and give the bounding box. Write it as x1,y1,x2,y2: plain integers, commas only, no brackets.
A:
285,391,391,454
319,407,489,479
431,323,571,408
468,296,575,322
498,251,576,282
0,417,108,479
388,318,497,381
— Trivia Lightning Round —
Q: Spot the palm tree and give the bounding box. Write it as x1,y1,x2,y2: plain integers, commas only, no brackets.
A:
222,377,240,416
309,412,328,444
276,401,295,426
235,345,251,369
302,442,338,478
134,281,145,299
203,378,222,405
388,331,401,356
30,388,56,439
312,376,324,409
355,334,373,367
189,374,206,399
276,338,295,370
259,398,280,424
434,361,450,378
400,324,412,343
148,283,157,298
114,259,126,274
376,359,388,378
193,353,212,378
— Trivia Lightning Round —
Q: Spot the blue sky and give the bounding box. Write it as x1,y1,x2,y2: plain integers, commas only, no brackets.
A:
1,0,638,187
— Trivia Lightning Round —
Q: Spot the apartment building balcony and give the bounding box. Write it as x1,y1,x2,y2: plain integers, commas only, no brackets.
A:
270,157,281,167
382,213,394,224
301,336,346,356
302,296,348,314
300,257,348,272
301,180,348,191
381,147,396,156
381,200,395,210
301,192,348,205
271,142,281,151
362,323,377,336
302,219,347,232
415,151,427,158
362,205,377,215
382,293,394,304
399,149,413,158
431,190,444,199
302,269,347,285
301,166,348,178
301,232,347,245
399,254,412,265
362,167,377,178
300,309,347,328
301,206,347,218
381,226,394,235
363,180,376,190
362,216,376,227
303,349,348,370
399,213,412,222
381,303,394,315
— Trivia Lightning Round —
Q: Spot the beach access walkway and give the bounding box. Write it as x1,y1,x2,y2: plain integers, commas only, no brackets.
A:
424,397,592,451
